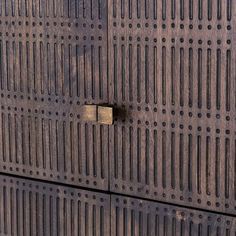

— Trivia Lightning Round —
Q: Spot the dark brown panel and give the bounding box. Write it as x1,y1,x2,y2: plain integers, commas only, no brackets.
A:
108,1,236,214
111,195,236,236
0,1,109,190
0,175,110,236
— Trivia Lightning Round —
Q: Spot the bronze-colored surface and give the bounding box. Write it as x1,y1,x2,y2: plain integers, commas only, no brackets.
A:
98,106,113,125
108,0,236,215
81,105,98,122
0,175,110,236
0,0,236,234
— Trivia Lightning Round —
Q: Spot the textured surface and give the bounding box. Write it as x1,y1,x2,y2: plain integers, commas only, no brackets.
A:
108,1,236,214
111,195,236,236
0,175,110,236
0,0,109,190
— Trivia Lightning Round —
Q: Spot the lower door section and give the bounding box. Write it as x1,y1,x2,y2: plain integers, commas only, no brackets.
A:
0,174,235,236
0,175,110,236
111,195,236,236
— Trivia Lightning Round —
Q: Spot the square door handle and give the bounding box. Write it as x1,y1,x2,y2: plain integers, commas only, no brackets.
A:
81,105,113,125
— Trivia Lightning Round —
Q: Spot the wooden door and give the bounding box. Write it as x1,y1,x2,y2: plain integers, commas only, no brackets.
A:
0,0,236,235
0,0,109,191
108,0,236,216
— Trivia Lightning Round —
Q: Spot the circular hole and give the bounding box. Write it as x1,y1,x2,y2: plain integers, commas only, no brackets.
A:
207,25,212,30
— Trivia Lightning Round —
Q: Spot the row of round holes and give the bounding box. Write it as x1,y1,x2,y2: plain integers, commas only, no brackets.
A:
0,21,103,29
114,22,232,30
1,106,232,125
1,105,80,118
2,178,105,201
114,185,234,211
2,165,100,187
1,93,80,105
115,198,232,224
1,94,232,122
114,35,232,45
0,32,103,40
2,105,233,135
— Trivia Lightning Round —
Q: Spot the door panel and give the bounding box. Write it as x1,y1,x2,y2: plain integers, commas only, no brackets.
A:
0,0,109,190
108,0,236,214
111,195,236,236
0,174,110,236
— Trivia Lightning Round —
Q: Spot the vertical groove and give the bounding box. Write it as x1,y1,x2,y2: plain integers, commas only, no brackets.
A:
207,49,211,109
180,0,184,20
145,45,149,103
137,44,141,103
162,0,166,20
198,0,202,20
129,44,133,102
137,128,141,183
171,47,175,105
69,44,72,97
189,0,193,20
70,121,74,174
122,126,126,180
197,135,202,194
217,0,222,20
171,132,175,189
188,134,193,192
206,136,211,195
113,44,117,100
171,0,176,20
179,134,184,191
121,45,126,101
76,45,80,97
85,123,89,176
180,48,184,107
0,40,3,90
189,48,193,107
153,46,157,104
98,46,103,99
226,50,231,111
162,131,166,189
154,130,158,187
100,125,104,179
145,129,150,185
198,48,202,108
216,49,221,110
123,208,127,236
92,125,97,177
162,46,166,105
215,137,220,198
114,125,118,179
225,138,230,199
208,0,212,20
227,0,232,21
129,127,133,181
77,123,81,174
